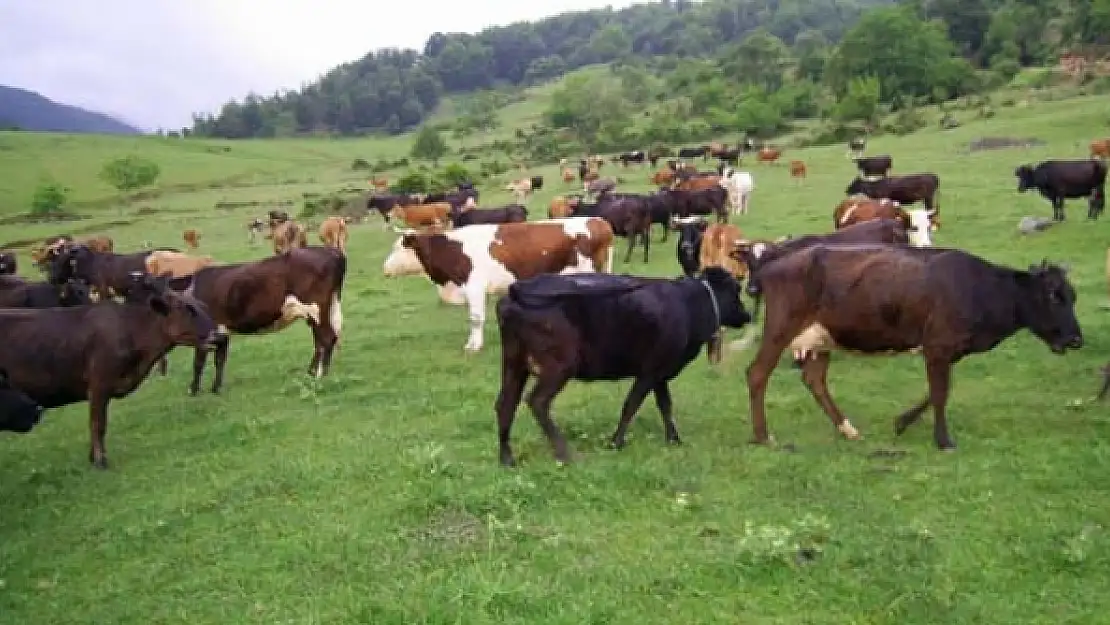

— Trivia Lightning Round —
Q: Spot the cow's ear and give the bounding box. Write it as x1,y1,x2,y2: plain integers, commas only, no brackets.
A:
0,368,9,386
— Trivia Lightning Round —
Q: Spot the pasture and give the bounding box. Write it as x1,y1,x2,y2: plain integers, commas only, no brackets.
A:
2,94,1110,624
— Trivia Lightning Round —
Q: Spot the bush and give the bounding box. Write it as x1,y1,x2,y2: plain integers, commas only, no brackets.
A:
390,170,432,194
100,155,161,193
351,158,371,171
30,179,69,215
439,163,473,187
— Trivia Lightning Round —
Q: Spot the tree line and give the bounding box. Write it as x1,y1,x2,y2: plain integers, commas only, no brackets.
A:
190,0,1109,139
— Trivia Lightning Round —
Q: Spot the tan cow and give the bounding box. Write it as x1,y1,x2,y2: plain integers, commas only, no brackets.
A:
1092,139,1110,159
548,196,580,219
699,223,748,278
183,229,201,249
789,160,807,180
390,202,451,229
272,221,308,254
505,178,533,203
144,250,215,278
318,216,349,253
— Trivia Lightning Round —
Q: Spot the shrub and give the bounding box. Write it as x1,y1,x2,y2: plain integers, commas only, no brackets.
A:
100,155,161,193
351,158,371,171
390,170,431,194
30,179,69,216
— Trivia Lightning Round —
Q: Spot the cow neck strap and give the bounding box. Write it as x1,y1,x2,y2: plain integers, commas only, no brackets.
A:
699,280,721,334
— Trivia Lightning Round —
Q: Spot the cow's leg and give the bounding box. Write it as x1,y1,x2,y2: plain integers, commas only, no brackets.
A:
1053,196,1065,221
641,226,651,264
87,389,110,469
799,352,861,440
746,336,792,444
309,320,338,378
623,232,635,264
610,377,655,449
924,356,957,450
157,356,168,376
526,367,573,464
209,338,230,393
189,348,208,396
495,328,530,467
894,398,930,435
653,380,681,444
463,284,487,352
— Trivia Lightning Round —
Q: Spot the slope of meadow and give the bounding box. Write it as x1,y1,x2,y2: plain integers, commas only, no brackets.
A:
0,93,1109,624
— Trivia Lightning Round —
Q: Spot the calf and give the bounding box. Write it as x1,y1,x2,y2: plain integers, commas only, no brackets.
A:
673,216,708,277
382,217,614,352
493,265,752,465
854,155,892,180
614,151,646,167
183,229,200,249
698,223,747,278
846,173,940,215
562,168,576,184
790,160,807,180
757,147,781,164
145,250,215,279
272,220,308,254
0,368,43,433
0,275,93,308
450,204,528,227
0,251,15,275
675,174,721,193
1015,159,1107,221
367,194,417,223
0,273,223,467
174,246,347,393
742,246,1082,450
505,178,533,203
318,216,349,253
390,202,452,229
834,196,935,247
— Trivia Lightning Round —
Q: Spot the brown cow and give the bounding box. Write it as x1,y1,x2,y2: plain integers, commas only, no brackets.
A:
145,251,215,279
382,217,614,352
675,175,721,192
390,202,451,229
183,229,201,249
1091,139,1110,159
833,196,936,247
651,169,676,186
272,221,308,254
370,177,389,191
698,223,747,278
549,196,581,219
790,160,807,179
741,245,1082,449
318,216,349,253
757,147,781,164
562,168,576,183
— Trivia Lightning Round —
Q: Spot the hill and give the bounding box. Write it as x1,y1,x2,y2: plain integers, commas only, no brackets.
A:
0,85,142,135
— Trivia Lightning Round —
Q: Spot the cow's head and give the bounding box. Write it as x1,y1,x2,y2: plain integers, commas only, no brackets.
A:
126,272,222,350
1015,165,1035,192
382,230,428,277
730,239,773,297
844,177,868,195
0,252,16,275
1022,260,1083,354
59,279,93,306
904,209,937,247
0,368,44,434
698,266,753,363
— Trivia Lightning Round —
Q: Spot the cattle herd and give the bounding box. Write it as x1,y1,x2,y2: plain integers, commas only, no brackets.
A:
0,134,1107,470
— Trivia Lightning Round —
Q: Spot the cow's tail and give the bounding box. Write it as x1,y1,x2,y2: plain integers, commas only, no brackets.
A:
330,248,347,303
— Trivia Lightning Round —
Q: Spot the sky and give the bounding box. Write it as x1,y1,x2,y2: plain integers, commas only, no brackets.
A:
0,0,640,132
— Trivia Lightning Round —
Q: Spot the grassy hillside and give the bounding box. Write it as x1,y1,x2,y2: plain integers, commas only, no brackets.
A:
1,88,1110,623
0,85,142,135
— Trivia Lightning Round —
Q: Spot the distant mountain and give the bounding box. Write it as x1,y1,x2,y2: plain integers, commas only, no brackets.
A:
0,85,142,135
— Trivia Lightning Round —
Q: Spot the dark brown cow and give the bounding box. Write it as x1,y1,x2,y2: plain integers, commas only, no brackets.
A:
0,273,223,467
0,275,92,308
845,173,940,214
0,251,16,275
743,245,1082,449
170,246,347,394
854,155,893,179
575,195,654,263
48,245,160,300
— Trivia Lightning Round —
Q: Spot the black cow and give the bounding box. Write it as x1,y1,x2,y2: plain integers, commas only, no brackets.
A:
450,204,528,227
614,151,646,167
493,266,753,465
663,186,729,223
530,176,545,191
853,155,892,179
48,245,160,300
716,149,743,166
367,194,420,222
0,252,16,275
849,137,867,157
1015,159,1108,221
576,195,653,263
0,369,43,433
673,217,708,277
0,276,93,308
678,146,709,160
846,173,940,211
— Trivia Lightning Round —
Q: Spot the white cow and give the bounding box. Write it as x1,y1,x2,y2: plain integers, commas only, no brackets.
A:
719,167,754,216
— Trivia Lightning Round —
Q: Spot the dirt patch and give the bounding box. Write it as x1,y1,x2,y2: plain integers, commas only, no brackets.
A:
408,506,484,547
968,136,1046,152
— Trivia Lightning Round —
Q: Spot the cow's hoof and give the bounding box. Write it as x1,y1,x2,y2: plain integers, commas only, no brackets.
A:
937,441,957,452
748,435,774,446
91,457,109,470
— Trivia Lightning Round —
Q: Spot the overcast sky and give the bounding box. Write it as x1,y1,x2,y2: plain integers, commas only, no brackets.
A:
0,0,639,132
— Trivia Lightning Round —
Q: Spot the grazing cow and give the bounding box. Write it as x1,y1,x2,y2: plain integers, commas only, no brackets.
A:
382,217,615,352
549,196,581,219
664,185,730,224
614,151,646,167
48,245,161,299
367,194,416,223
742,246,1082,449
848,137,867,159
268,210,291,225
0,369,43,433
173,246,347,392
272,220,308,254
183,229,200,249
716,149,743,166
506,178,534,202
678,146,709,160
0,275,93,308
651,168,676,186
318,216,349,253
390,202,452,229
756,147,781,164
846,174,941,218
834,196,936,247
450,204,528,227
698,223,747,278
0,251,15,275
530,176,544,191
144,250,215,279
492,265,753,466
672,216,708,277
675,174,721,193
854,155,893,180
0,273,223,467
790,160,807,180
1015,159,1107,221
562,168,576,184
718,168,754,216
1090,139,1109,159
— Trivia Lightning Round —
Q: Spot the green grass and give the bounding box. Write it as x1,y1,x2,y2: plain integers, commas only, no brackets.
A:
2,92,1110,624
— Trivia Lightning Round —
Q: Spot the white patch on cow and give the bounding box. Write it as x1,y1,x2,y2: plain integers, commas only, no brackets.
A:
751,242,768,259
216,324,230,336
260,295,320,334
437,283,467,306
837,420,861,440
329,294,343,336
906,210,935,247
838,203,859,226
791,322,922,358
382,236,426,277
313,362,324,378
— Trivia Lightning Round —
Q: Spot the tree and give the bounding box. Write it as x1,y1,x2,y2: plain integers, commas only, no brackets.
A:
831,76,880,123
545,73,628,151
410,126,448,165
30,178,69,216
100,156,161,194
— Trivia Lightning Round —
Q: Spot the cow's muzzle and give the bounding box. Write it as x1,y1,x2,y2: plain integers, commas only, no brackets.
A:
1052,335,1084,354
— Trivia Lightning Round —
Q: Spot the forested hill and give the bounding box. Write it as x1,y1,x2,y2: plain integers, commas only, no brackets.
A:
190,0,1108,140
0,86,142,135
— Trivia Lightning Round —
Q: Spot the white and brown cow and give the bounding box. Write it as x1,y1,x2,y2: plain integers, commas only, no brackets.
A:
382,217,615,352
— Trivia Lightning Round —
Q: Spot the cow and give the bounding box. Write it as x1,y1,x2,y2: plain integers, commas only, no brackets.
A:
672,216,708,277
790,160,807,180
698,223,747,278
506,178,534,203
854,155,893,180
846,174,941,219
173,246,348,393
530,176,544,192
390,202,452,229
1090,139,1109,159
675,174,721,193
0,275,93,308
183,229,200,249
247,218,266,245
144,250,215,279
664,185,730,224
576,194,653,263
833,196,936,247
272,220,308,254
450,204,528,227
370,177,390,191
562,168,576,184
614,151,646,167
586,177,617,197
741,245,1082,450
492,265,753,466
1015,159,1108,221
367,194,417,223
48,245,161,300
0,273,223,467
382,217,614,353
0,368,43,433
756,147,781,164
549,196,581,219
678,146,709,160
848,137,867,160
718,167,754,216
318,216,349,253
716,149,743,167
0,251,15,275
268,210,291,225
651,168,676,186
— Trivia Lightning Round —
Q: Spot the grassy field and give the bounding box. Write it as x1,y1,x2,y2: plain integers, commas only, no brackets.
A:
1,92,1110,624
